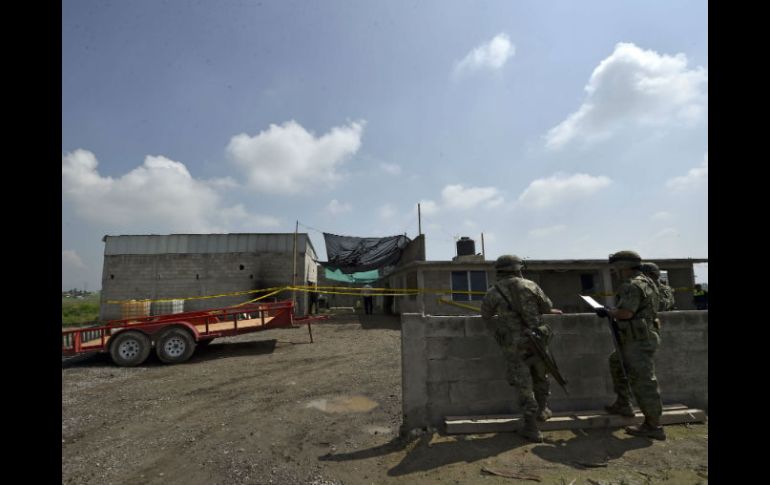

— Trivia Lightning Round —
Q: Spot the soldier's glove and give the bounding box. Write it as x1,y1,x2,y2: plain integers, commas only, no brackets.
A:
595,307,610,318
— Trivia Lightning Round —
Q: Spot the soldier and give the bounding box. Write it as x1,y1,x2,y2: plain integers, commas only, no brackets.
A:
693,284,708,310
641,262,676,311
595,250,665,440
481,255,563,443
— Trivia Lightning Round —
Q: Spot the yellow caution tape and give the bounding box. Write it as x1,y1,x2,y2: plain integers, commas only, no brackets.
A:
437,298,481,312
234,288,286,306
106,282,705,306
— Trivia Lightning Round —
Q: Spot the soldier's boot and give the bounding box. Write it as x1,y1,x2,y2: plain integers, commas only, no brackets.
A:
626,416,666,441
535,395,552,422
536,406,553,422
604,399,635,417
519,416,543,443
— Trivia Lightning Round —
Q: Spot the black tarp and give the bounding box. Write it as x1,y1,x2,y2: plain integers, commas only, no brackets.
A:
321,233,411,273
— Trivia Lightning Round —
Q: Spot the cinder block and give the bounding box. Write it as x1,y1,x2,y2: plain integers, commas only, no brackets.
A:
427,382,450,402
403,407,429,430
427,403,482,425
401,314,426,339
462,399,517,416
427,358,506,382
447,337,497,359
425,337,451,359
552,334,608,356
662,331,708,351
549,396,611,412
426,318,467,337
465,317,494,336
454,358,507,381
575,357,609,380
449,380,511,404
427,360,449,382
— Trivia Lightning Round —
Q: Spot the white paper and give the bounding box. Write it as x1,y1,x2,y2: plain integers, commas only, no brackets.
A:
579,295,604,310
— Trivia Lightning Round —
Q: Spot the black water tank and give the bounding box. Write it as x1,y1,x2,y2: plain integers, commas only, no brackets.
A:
456,237,475,256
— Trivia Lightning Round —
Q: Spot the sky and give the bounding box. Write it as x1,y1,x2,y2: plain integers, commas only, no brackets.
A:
62,0,708,292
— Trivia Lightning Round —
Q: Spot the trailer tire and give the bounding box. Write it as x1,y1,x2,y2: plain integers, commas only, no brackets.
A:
156,327,197,364
109,331,151,367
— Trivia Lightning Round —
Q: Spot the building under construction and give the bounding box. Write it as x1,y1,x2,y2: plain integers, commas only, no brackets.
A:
99,232,706,319
99,233,318,320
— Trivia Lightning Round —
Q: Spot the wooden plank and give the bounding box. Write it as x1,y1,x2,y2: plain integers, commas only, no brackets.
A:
445,407,705,434
193,316,274,333
445,403,689,423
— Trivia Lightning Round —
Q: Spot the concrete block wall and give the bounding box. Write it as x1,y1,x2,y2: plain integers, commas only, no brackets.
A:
398,235,426,266
401,311,708,430
100,252,313,320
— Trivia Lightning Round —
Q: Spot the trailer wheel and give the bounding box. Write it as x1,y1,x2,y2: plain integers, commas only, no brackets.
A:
156,328,196,364
109,331,151,367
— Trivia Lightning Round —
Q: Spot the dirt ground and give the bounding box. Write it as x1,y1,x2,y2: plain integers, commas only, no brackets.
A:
62,313,708,485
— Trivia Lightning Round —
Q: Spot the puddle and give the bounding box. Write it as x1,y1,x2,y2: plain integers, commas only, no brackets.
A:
305,395,379,413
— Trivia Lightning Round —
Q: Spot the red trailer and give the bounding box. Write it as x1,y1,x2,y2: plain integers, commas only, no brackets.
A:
62,300,309,367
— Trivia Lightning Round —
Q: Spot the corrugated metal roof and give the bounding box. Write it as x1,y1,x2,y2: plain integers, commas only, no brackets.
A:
103,233,316,257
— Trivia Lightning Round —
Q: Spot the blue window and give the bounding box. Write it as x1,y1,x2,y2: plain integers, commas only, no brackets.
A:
451,271,488,301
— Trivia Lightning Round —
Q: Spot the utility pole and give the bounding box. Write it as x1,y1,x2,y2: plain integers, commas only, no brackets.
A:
292,221,298,313
418,203,422,236
481,233,485,258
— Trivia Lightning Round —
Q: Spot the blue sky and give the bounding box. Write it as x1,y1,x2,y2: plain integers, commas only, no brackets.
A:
62,0,708,291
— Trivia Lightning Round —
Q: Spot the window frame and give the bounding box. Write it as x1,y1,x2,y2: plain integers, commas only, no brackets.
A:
451,270,488,302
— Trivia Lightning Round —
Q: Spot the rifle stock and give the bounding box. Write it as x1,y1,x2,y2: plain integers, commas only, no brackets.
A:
606,315,634,401
492,284,569,394
525,327,569,394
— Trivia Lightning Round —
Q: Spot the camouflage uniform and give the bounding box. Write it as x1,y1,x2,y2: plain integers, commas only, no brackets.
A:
481,275,553,422
608,271,663,423
657,282,676,311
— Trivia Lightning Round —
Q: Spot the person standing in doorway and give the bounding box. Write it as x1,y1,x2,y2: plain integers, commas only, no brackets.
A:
362,284,374,315
693,284,708,310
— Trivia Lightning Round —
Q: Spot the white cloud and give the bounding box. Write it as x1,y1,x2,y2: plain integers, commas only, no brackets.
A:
529,225,567,238
517,173,611,209
666,153,708,191
326,199,352,215
453,33,515,77
218,205,281,230
379,204,396,219
636,227,683,258
651,211,673,221
62,249,85,269
379,163,402,175
545,42,707,149
418,200,439,215
206,176,240,189
62,149,280,232
441,184,504,210
653,228,679,239
226,120,365,194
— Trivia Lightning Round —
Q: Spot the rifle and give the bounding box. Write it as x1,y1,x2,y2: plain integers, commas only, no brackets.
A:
579,295,634,402
494,284,569,394
606,314,633,399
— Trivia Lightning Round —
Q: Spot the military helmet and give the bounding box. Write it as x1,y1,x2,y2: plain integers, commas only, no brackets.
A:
495,254,524,272
608,250,642,268
640,261,661,277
